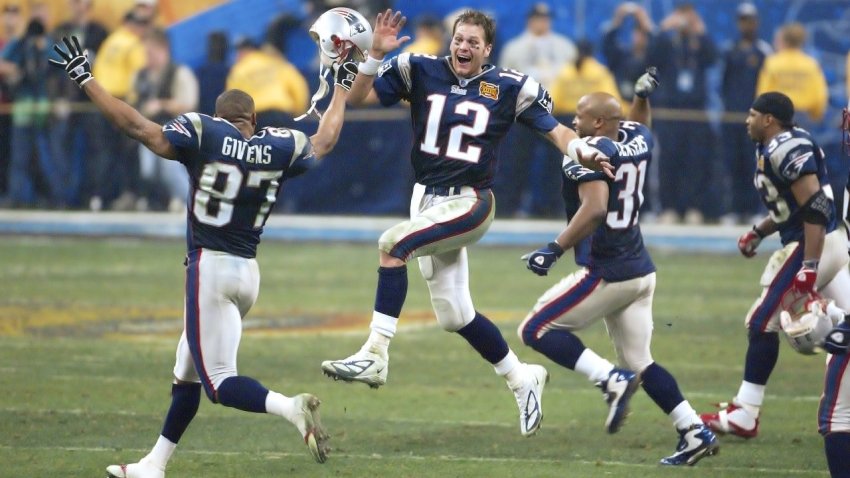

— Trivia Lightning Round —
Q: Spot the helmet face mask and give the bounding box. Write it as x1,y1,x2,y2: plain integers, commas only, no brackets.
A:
309,7,373,66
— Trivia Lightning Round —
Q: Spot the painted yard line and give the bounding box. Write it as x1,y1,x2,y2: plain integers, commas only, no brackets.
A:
0,444,825,475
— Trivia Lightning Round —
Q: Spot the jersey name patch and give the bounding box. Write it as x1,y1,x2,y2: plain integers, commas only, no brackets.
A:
479,81,499,100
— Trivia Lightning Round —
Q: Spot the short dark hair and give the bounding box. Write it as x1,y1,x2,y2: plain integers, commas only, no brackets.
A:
752,91,795,128
452,10,495,45
215,89,255,123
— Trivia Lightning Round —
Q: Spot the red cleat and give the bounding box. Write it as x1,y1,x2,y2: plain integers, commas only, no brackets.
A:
700,401,759,439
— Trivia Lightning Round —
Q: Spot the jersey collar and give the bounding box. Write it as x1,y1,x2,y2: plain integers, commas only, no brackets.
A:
443,57,496,88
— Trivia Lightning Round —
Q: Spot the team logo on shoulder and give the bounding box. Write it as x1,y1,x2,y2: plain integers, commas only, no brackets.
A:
163,120,191,137
479,81,499,100
177,115,188,124
538,89,553,114
377,61,391,77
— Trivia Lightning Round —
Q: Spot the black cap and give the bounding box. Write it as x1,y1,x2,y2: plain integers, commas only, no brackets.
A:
752,92,795,126
528,2,551,18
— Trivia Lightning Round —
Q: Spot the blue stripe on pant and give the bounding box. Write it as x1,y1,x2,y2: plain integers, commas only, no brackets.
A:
184,249,216,401
748,246,802,333
521,273,602,344
389,190,492,261
820,353,850,435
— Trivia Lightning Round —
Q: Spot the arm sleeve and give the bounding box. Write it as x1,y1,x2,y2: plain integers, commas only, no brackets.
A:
283,129,317,179
373,53,413,106
162,112,202,164
515,77,559,133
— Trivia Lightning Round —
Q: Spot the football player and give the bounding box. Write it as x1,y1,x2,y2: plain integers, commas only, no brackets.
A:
50,35,353,477
518,70,719,466
320,9,610,437
700,92,850,441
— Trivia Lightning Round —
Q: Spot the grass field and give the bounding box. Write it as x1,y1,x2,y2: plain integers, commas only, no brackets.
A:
0,236,833,477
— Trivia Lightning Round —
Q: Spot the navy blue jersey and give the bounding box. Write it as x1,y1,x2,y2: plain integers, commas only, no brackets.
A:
561,121,656,282
373,53,559,189
754,127,836,245
162,113,315,258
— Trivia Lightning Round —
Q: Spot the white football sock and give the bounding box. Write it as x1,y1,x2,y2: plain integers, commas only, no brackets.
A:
145,435,175,470
736,381,765,417
574,348,615,383
496,350,523,389
365,313,396,356
265,391,297,422
669,401,702,430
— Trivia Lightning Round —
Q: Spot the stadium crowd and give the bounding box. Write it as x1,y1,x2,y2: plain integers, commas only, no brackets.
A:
0,0,843,225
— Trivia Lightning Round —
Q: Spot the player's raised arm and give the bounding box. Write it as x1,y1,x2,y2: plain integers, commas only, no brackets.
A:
49,36,177,161
545,123,614,178
628,67,659,126
310,80,348,159
348,9,410,105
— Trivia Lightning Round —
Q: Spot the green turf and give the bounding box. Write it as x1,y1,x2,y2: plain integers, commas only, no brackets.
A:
0,236,831,477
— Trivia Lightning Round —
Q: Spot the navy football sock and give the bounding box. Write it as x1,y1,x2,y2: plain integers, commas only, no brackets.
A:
825,433,850,478
524,329,585,370
160,382,201,444
374,265,408,318
216,376,269,413
743,331,779,385
457,313,510,364
641,362,686,415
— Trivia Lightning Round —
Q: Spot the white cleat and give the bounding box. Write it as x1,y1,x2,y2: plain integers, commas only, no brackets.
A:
321,348,388,389
291,393,330,463
106,458,164,478
510,364,549,437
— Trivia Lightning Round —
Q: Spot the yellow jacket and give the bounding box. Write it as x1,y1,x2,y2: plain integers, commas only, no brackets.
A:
756,49,828,121
550,57,623,114
226,49,308,114
92,27,146,98
403,36,442,56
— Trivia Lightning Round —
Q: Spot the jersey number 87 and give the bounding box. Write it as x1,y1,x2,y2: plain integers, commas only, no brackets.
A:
194,162,283,229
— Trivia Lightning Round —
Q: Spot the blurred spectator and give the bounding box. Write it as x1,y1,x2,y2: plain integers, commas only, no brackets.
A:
226,36,308,130
496,2,576,218
650,3,718,224
756,23,827,123
0,3,22,198
49,0,109,207
403,14,444,56
89,8,150,210
602,2,657,101
195,31,228,116
308,0,392,23
550,39,622,115
719,2,771,224
499,3,576,89
130,28,196,212
2,18,64,208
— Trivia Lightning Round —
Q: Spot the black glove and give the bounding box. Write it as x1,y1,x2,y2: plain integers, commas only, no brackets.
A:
822,321,850,355
521,242,564,276
48,36,93,87
634,66,659,99
333,60,358,91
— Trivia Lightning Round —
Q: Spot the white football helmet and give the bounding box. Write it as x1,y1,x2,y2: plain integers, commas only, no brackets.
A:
780,299,834,355
309,7,373,67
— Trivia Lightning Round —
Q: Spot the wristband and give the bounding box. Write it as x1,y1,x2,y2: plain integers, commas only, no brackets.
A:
358,55,382,76
802,259,820,270
751,225,766,239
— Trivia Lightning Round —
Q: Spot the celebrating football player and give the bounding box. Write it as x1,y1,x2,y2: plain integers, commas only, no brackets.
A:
50,33,354,477
319,8,609,437
700,92,850,445
517,69,720,466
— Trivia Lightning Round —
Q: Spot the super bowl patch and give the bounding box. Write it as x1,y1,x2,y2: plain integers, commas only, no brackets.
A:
479,81,499,100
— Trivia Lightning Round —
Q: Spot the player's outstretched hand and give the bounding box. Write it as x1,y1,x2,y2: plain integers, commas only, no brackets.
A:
333,59,358,91
48,36,92,87
737,226,763,258
576,148,615,179
521,242,564,276
371,9,411,57
634,66,659,99
822,321,850,355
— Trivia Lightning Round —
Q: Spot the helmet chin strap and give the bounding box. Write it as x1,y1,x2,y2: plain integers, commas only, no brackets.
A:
295,62,331,121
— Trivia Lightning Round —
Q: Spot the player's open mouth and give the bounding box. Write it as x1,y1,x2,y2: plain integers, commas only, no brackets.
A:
456,54,472,65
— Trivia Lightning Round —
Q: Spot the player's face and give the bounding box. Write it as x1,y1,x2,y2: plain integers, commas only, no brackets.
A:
449,23,492,78
746,109,766,142
572,99,595,138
